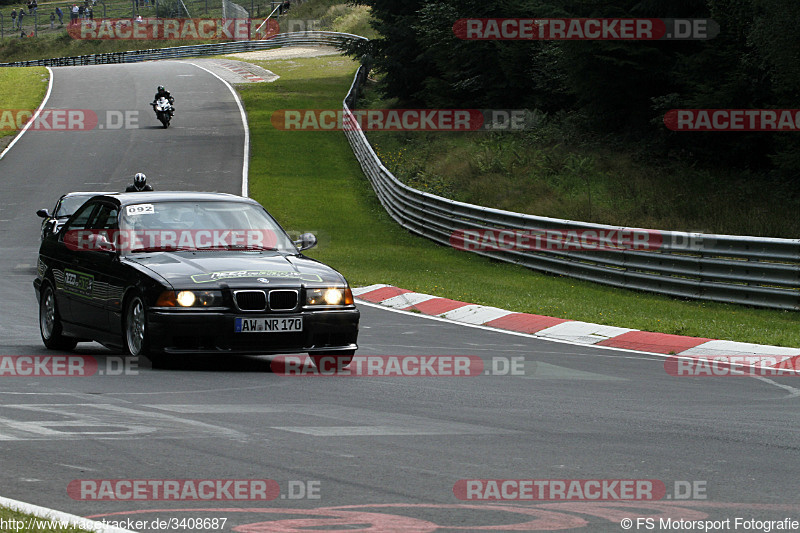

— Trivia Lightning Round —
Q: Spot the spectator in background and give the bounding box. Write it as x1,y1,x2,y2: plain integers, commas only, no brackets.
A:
88,6,92,19
50,11,55,28
78,4,84,18
18,10,25,28
55,6,63,24
11,8,17,29
70,4,78,23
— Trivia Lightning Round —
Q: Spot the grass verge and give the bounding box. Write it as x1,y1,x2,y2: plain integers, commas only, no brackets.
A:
359,81,800,239
0,506,94,532
0,66,48,141
0,31,226,64
238,54,800,348
280,0,374,37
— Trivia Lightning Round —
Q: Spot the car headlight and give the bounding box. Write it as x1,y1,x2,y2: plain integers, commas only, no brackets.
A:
156,290,224,307
305,287,354,306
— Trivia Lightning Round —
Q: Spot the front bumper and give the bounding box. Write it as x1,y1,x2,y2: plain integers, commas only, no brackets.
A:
147,307,359,355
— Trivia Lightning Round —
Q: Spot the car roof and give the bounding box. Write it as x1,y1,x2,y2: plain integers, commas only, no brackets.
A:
90,192,252,206
61,191,114,199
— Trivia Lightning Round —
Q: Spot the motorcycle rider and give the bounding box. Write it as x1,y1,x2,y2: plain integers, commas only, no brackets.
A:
151,85,174,116
125,172,154,192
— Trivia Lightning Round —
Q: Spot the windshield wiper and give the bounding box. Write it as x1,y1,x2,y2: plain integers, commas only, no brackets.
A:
192,245,279,251
130,246,196,253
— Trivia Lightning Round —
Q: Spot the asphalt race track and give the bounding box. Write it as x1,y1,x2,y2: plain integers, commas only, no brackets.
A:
1,61,800,532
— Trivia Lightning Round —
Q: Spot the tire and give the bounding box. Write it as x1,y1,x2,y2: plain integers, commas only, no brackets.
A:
123,293,150,357
310,350,355,372
39,282,77,351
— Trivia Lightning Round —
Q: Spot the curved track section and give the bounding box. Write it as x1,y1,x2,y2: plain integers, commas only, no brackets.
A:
0,61,798,531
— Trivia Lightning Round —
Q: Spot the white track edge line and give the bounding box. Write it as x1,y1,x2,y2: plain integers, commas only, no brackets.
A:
186,61,250,197
0,66,53,162
0,495,136,533
355,298,668,357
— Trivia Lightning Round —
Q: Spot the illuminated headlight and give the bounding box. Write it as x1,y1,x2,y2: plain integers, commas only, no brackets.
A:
176,291,196,307
306,287,354,306
156,290,224,307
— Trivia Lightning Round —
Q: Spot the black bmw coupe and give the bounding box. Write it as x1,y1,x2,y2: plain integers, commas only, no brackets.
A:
34,192,359,368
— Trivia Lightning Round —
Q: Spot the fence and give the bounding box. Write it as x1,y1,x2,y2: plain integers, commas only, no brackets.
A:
0,30,362,65
341,65,800,311
0,0,292,39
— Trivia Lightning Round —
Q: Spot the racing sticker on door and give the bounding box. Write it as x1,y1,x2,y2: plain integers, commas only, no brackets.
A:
64,269,94,298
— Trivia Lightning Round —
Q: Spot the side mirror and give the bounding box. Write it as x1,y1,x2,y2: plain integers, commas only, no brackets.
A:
36,208,51,218
294,232,317,252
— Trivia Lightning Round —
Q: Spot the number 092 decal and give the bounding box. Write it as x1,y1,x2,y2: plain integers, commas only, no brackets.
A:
126,204,155,216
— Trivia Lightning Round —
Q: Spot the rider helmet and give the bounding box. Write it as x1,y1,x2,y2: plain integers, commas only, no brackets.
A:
133,172,147,190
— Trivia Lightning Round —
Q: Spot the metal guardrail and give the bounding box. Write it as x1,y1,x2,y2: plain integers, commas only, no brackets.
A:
342,65,800,311
3,30,797,310
0,30,362,66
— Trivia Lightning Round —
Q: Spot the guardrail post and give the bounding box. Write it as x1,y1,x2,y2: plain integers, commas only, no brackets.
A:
0,13,4,41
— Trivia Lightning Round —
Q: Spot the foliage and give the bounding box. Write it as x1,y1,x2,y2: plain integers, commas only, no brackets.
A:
347,0,800,183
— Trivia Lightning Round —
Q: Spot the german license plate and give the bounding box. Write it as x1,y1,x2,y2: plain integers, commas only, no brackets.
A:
235,317,303,333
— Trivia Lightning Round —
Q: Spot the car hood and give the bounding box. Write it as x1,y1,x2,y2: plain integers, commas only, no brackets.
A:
125,252,346,289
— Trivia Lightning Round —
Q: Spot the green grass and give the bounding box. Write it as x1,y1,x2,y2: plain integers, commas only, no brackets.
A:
0,507,94,532
0,0,372,64
0,66,48,139
239,54,800,348
0,29,232,63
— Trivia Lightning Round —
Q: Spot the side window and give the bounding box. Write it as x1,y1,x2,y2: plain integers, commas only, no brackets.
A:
89,204,119,230
62,202,98,232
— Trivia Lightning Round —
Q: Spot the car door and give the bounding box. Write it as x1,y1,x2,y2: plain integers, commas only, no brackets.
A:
53,201,100,325
73,202,124,333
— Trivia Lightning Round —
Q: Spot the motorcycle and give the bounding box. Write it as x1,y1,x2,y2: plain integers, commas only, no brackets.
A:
151,96,174,128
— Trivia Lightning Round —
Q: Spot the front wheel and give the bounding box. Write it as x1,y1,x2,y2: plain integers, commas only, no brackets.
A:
39,283,77,350
123,294,150,356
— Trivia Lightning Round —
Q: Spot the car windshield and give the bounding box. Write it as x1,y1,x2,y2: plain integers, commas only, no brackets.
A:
56,194,95,217
118,200,297,254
